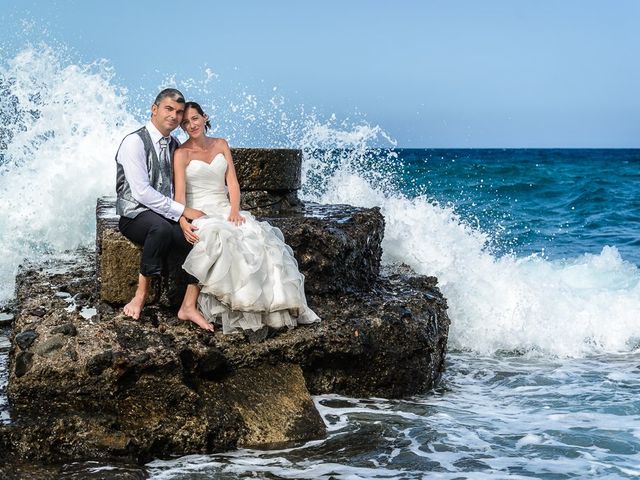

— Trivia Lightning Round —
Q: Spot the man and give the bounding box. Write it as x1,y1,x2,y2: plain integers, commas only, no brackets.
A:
115,88,213,330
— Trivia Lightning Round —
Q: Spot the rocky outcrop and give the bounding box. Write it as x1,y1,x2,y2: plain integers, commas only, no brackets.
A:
234,148,302,215
2,147,450,466
4,253,323,463
3,249,448,464
264,204,384,294
232,148,301,191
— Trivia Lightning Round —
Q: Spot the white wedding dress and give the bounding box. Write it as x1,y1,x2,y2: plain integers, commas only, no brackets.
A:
182,153,319,333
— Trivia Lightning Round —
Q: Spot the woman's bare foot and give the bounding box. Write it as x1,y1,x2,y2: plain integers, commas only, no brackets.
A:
123,294,145,320
178,305,214,331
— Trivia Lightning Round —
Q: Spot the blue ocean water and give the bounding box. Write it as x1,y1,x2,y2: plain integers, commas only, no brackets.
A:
0,45,639,478
399,148,640,264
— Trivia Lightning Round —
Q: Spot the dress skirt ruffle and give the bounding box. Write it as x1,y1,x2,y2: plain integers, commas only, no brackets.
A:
182,208,319,334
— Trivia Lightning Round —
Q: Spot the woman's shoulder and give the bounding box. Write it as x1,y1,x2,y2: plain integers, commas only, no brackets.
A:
209,137,229,149
174,144,192,163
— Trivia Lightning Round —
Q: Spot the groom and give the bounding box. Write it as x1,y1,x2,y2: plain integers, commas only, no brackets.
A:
115,88,212,330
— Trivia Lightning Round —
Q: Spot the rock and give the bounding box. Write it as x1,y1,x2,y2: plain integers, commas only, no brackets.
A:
263,203,384,294
4,248,449,464
6,253,327,463
96,223,145,304
232,148,301,191
86,350,113,376
14,330,38,350
32,334,67,357
240,190,302,215
97,198,384,302
14,352,33,377
0,458,148,480
223,363,325,447
4,148,450,465
30,307,46,317
50,323,78,337
302,273,449,397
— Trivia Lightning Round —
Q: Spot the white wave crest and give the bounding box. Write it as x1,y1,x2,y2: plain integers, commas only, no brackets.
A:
304,148,640,357
0,44,137,301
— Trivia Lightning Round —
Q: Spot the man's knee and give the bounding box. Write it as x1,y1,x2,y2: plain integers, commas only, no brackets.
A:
170,223,191,250
143,220,175,259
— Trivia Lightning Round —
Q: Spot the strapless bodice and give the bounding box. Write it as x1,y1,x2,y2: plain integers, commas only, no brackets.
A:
185,153,229,214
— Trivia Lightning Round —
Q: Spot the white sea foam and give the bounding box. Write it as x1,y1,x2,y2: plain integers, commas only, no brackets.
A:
0,44,137,301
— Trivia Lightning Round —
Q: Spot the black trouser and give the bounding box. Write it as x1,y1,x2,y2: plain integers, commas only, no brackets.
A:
119,210,197,284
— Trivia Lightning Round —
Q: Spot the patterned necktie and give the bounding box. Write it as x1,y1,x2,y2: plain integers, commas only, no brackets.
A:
158,136,173,195
158,136,169,161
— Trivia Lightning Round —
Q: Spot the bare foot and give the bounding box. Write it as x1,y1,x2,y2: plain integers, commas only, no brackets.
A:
178,305,214,331
123,294,145,320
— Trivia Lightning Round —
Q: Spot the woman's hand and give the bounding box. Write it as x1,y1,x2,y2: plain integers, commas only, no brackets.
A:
228,211,246,226
180,216,200,244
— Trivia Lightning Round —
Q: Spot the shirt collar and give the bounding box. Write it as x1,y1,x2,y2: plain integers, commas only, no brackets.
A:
146,121,168,145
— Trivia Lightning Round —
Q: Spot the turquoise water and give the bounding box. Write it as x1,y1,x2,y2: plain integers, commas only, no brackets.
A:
1,44,639,478
147,353,640,479
399,148,640,263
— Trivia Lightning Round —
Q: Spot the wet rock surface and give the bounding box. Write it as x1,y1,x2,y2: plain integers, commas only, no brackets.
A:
4,253,325,463
0,460,148,480
2,247,449,465
264,203,384,294
232,148,302,191
240,189,302,216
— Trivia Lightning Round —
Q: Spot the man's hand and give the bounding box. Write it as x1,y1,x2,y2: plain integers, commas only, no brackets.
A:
180,216,200,244
183,207,205,220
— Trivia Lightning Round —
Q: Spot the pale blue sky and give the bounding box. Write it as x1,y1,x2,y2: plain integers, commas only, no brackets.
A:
1,0,639,147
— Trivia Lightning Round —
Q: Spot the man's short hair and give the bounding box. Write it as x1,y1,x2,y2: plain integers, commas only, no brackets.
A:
153,88,185,106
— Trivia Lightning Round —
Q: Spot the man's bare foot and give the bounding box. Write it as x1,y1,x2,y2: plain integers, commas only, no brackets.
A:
123,294,145,320
123,274,151,320
178,305,214,331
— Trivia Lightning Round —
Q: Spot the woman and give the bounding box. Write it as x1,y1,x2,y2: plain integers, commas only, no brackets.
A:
174,101,319,333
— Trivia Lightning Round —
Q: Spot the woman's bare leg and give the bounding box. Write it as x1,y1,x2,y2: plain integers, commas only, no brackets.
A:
178,284,214,331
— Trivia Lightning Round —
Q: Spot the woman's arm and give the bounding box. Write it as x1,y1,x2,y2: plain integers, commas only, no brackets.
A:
173,148,188,206
222,139,246,226
173,149,201,243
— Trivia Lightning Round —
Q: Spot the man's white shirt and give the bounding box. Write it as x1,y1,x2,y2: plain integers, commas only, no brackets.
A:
116,121,184,221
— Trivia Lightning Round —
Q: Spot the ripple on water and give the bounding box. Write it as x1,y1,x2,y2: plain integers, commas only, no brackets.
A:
143,352,640,479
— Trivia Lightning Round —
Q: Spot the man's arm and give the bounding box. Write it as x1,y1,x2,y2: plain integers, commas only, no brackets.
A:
117,135,185,221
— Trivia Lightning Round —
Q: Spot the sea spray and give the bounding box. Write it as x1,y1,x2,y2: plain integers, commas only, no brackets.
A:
0,44,137,302
0,42,393,305
301,146,640,357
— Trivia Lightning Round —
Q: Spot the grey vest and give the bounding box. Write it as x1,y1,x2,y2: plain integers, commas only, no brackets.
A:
115,126,180,218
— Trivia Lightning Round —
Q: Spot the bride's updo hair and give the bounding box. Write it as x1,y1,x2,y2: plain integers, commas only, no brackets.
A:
184,101,212,132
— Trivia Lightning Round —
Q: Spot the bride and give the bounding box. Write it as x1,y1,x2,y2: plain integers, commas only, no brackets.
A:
173,101,319,333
